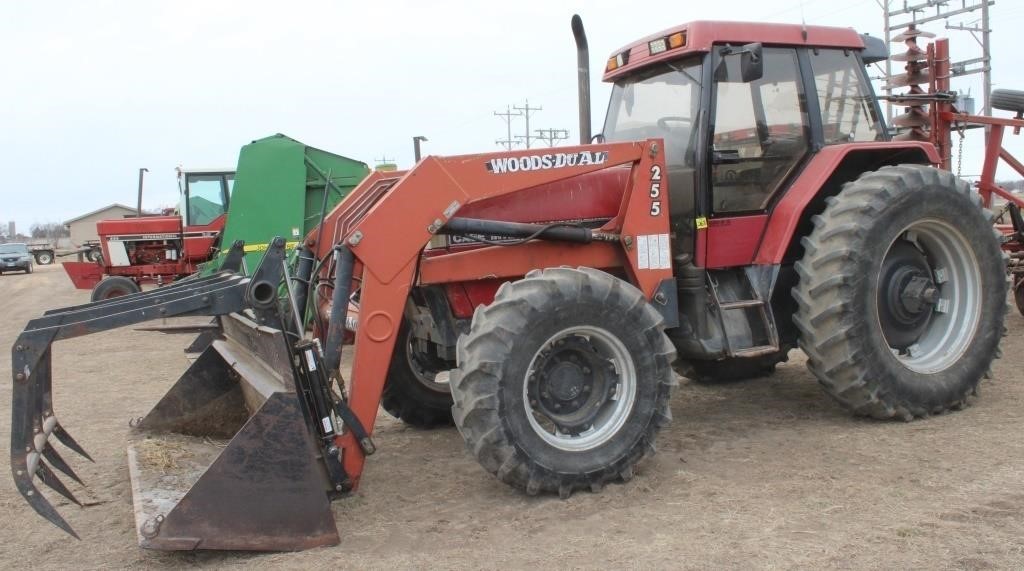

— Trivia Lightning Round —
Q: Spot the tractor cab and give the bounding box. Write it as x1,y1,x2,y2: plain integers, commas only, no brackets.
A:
176,167,235,227
602,22,886,265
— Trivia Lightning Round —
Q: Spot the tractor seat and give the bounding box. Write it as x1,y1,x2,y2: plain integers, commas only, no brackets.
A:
991,89,1024,115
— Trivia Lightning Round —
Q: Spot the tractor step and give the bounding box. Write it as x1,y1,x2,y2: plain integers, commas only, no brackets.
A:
706,267,781,358
729,345,781,358
718,299,765,310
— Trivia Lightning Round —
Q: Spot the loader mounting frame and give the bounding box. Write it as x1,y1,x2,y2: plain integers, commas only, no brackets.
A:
304,139,672,490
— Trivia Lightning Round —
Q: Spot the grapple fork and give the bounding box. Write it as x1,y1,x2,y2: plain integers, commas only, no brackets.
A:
9,238,346,549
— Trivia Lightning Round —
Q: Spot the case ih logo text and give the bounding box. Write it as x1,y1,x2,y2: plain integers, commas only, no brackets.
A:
486,151,608,174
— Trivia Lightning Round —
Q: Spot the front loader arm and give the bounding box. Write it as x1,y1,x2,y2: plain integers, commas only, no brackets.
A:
315,140,672,487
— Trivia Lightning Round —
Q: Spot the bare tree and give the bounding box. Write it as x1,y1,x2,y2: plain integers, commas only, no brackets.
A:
29,222,70,239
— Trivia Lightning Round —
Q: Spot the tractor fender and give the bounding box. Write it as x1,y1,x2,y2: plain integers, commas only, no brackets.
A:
754,142,939,265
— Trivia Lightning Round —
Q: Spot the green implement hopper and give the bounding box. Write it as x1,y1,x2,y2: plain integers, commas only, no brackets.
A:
213,133,370,272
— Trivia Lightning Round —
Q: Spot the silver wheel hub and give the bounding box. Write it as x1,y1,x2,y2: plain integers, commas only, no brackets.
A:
523,326,636,452
876,219,981,374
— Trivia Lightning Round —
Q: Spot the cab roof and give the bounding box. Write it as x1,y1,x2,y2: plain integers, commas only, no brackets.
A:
603,20,867,82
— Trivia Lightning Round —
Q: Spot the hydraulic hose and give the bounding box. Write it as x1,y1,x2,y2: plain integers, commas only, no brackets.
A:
322,245,354,377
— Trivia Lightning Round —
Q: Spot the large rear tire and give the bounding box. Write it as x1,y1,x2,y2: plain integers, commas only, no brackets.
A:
451,267,675,498
381,320,454,428
794,165,1006,420
91,276,141,301
1013,278,1024,317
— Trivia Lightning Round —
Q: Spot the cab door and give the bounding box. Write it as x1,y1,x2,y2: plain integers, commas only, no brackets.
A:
703,46,811,268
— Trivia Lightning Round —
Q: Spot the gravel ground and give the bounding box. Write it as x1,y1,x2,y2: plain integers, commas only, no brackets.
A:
2,263,1024,569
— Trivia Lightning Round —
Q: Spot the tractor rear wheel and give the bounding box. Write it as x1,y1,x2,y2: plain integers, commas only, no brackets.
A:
678,347,791,384
1013,278,1024,317
794,164,1006,420
381,319,454,428
91,276,141,301
451,267,675,498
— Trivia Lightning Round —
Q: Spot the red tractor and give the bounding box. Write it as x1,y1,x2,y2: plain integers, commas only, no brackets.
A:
12,18,1007,550
62,167,234,300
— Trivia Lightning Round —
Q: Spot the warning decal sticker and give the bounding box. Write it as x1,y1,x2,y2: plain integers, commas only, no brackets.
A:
636,234,671,270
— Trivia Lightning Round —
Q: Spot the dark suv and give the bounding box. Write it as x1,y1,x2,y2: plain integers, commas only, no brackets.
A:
0,243,34,274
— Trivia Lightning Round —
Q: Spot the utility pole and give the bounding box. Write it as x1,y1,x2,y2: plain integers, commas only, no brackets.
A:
981,0,991,116
494,105,522,150
534,128,570,147
412,135,428,162
881,0,994,119
136,167,148,217
374,155,397,172
513,99,544,149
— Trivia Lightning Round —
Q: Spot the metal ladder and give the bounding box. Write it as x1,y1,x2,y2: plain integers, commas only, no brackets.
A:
706,271,780,358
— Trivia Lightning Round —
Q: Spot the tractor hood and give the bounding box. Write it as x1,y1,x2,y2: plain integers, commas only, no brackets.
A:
96,216,183,238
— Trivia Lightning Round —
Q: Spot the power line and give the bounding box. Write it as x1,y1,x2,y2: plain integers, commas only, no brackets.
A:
534,128,569,147
493,105,522,150
513,100,544,149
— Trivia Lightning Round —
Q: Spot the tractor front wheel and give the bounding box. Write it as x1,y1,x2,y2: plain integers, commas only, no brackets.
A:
794,165,1006,420
91,276,141,301
451,267,675,498
381,319,454,428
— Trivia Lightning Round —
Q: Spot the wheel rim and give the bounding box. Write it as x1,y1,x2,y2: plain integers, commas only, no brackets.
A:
38,254,52,264
405,335,451,394
103,287,131,300
875,219,981,374
522,326,636,452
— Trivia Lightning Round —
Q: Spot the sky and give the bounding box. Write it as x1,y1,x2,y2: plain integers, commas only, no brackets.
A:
3,0,1024,233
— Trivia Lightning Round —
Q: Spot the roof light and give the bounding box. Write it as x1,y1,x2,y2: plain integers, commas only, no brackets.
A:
668,31,686,49
648,31,687,57
605,51,629,72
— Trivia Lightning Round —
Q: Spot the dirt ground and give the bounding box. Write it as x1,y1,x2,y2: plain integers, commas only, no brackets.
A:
2,264,1024,570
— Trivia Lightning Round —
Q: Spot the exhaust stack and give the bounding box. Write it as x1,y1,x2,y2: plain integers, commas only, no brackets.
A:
571,14,591,144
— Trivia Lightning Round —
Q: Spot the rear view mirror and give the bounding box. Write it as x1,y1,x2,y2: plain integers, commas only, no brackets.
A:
740,42,763,82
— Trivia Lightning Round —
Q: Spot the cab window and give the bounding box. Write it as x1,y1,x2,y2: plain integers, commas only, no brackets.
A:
809,49,883,144
711,47,810,213
187,175,228,226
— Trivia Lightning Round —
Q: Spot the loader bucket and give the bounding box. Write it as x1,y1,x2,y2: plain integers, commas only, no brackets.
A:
125,313,338,550
11,238,345,551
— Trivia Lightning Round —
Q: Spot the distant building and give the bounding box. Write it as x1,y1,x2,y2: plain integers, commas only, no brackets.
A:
64,204,140,246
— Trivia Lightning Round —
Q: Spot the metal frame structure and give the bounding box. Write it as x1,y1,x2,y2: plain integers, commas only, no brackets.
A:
305,140,672,485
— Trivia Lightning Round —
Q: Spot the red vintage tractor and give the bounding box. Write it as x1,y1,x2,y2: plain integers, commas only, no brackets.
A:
11,17,1007,550
62,167,234,300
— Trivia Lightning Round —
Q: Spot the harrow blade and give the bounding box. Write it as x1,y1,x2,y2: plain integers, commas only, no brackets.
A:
892,109,931,128
891,29,936,43
883,71,931,90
